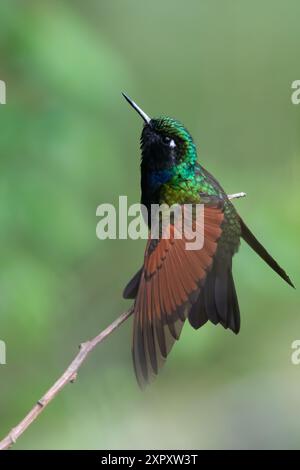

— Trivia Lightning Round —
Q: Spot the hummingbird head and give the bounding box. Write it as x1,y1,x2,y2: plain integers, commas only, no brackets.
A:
122,93,197,181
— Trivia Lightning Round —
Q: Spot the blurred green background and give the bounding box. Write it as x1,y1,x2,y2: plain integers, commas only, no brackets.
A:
0,0,299,450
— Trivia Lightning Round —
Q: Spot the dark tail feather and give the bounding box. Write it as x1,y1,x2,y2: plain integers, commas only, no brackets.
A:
238,216,295,288
123,268,143,299
188,293,208,329
188,261,240,334
227,270,240,333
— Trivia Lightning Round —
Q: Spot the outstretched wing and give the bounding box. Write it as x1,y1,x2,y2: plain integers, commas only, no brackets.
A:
132,204,224,387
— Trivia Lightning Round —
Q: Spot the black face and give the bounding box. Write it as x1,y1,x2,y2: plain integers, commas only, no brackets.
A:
140,122,183,171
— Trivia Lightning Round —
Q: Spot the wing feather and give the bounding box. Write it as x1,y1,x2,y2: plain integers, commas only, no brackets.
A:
132,204,224,387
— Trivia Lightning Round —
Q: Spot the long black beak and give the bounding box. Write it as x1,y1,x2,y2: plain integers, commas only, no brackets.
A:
122,93,151,124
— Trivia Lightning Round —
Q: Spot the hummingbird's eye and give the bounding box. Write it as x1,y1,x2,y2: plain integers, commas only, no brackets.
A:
162,135,176,148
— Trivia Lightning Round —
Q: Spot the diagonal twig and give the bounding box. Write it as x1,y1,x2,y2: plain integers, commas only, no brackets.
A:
0,307,134,450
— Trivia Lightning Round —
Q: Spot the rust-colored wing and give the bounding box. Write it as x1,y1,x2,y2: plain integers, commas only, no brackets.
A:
132,205,224,387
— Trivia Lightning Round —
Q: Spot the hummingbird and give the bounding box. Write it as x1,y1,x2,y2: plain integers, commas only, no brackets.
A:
122,93,294,387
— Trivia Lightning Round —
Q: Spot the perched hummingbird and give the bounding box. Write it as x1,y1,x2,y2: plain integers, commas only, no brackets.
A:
122,93,294,387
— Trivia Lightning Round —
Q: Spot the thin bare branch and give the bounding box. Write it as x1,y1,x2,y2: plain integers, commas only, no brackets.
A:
0,307,134,450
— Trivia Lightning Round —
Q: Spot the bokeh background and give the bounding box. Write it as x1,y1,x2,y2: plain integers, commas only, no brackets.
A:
0,0,299,450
